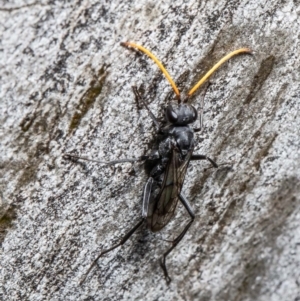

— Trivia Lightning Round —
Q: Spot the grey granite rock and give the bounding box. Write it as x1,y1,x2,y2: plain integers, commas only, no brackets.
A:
0,0,299,300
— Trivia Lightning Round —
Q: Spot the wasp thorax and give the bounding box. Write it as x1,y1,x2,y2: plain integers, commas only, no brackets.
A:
165,103,197,125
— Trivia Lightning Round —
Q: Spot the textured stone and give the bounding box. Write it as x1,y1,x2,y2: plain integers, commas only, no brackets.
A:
0,0,299,300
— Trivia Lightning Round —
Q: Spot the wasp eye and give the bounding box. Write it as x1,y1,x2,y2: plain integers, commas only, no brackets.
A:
165,105,178,123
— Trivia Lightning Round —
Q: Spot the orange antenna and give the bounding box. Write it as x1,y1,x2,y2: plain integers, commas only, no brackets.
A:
186,48,252,100
122,42,180,101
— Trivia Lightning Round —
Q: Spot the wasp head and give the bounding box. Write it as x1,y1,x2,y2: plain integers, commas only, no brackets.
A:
165,102,197,126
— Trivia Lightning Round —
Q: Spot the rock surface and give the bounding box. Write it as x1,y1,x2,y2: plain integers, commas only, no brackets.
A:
0,0,300,300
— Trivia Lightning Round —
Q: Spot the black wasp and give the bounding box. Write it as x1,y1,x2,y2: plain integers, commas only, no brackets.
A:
64,42,251,284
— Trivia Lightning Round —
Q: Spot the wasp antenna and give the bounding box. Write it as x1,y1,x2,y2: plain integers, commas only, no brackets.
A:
122,41,181,101
187,48,252,99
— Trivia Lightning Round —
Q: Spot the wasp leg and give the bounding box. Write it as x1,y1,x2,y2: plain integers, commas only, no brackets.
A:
179,193,195,217
63,153,147,165
79,219,144,285
160,193,195,284
191,154,218,168
132,86,161,131
142,177,153,218
193,83,210,132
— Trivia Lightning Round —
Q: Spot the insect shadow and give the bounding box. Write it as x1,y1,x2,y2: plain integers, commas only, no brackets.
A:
64,42,251,284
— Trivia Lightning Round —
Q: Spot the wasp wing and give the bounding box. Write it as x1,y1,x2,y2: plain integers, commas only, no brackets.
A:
150,148,193,232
